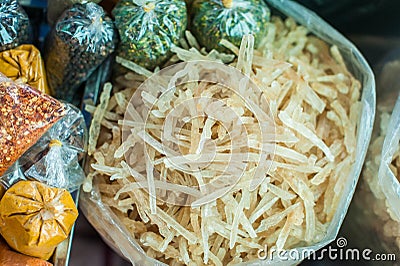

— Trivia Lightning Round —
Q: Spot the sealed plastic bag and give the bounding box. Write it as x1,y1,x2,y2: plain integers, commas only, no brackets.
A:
0,0,31,52
346,93,400,254
0,180,78,260
191,0,271,51
0,44,50,94
0,73,66,177
80,0,375,265
44,2,116,102
47,0,101,26
23,104,87,192
112,0,187,70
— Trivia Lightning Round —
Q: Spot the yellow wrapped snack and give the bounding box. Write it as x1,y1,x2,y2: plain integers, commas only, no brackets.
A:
0,181,78,260
0,44,50,94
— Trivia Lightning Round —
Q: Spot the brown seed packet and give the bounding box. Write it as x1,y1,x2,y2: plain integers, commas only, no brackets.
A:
0,44,50,94
0,73,66,176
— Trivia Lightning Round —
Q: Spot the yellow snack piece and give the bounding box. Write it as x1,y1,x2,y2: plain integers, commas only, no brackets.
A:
0,44,50,94
0,181,78,260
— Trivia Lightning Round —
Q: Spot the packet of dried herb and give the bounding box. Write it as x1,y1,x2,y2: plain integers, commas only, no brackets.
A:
191,0,270,51
44,2,117,103
112,0,187,70
0,0,32,52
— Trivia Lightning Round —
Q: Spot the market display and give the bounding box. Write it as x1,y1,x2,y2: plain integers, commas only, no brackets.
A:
44,2,116,102
0,44,50,94
0,181,79,260
112,0,187,70
0,0,379,265
0,0,31,52
191,0,270,50
0,74,66,176
81,0,375,262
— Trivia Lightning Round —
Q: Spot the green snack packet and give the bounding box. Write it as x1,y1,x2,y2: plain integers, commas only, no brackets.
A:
112,0,187,70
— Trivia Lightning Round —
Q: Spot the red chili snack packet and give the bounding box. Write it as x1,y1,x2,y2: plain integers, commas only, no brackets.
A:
0,73,66,176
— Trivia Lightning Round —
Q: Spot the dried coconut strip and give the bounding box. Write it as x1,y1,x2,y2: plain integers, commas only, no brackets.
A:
220,39,239,55
178,237,191,265
298,81,326,114
140,232,180,259
255,202,301,233
116,56,153,78
201,206,210,263
310,163,334,185
221,194,257,238
85,104,122,121
236,35,254,75
276,215,292,250
279,111,334,162
208,250,223,266
88,83,112,155
249,196,279,223
156,208,197,245
268,183,297,201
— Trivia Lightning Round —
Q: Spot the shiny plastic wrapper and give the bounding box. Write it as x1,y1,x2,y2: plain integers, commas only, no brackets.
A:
23,104,87,192
0,73,66,177
0,0,31,52
0,44,50,94
47,0,101,27
80,0,375,265
112,0,187,70
191,0,270,51
44,2,116,103
0,181,78,260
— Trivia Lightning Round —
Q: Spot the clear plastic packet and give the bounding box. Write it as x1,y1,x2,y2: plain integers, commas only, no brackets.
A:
0,161,26,199
191,0,271,51
44,2,117,103
21,104,88,192
112,0,187,70
80,0,376,265
0,44,50,94
0,73,66,177
0,0,31,52
47,0,101,27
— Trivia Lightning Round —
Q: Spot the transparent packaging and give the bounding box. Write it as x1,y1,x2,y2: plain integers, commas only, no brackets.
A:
112,0,187,70
0,0,31,52
0,73,66,177
191,0,271,51
47,0,101,26
44,2,116,103
80,0,376,265
22,104,88,192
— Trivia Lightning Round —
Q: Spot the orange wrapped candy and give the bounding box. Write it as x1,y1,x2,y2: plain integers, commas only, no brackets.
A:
0,181,78,260
0,44,50,94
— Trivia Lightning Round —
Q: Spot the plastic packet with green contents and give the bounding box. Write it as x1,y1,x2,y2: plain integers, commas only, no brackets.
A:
191,0,270,51
112,0,187,70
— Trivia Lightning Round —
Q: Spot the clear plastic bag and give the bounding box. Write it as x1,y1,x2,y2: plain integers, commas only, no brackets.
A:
22,104,87,192
191,0,271,51
0,0,31,52
112,0,187,70
80,0,376,264
0,73,66,177
44,2,116,103
47,0,101,26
